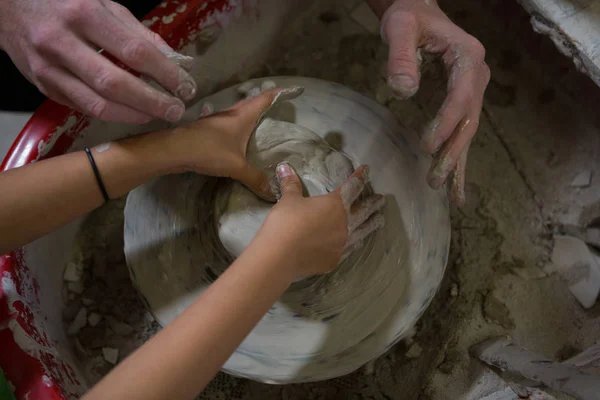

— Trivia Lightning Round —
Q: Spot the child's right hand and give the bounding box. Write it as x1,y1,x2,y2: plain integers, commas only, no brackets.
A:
259,162,386,279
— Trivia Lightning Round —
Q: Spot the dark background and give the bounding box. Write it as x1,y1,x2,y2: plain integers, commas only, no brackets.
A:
0,0,162,111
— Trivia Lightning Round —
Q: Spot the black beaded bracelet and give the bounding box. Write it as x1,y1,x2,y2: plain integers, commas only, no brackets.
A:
84,147,110,203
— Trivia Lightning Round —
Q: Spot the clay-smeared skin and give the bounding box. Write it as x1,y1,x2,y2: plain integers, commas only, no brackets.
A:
368,0,490,205
217,82,385,265
339,168,387,255
171,89,307,202
0,0,197,123
272,163,385,275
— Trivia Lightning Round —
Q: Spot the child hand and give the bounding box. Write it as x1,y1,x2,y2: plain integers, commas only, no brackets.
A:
260,162,386,278
169,89,300,201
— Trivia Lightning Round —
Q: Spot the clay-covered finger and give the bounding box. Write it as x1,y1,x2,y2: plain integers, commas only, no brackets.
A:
163,51,195,72
427,102,481,189
37,65,153,124
235,163,276,202
338,165,369,210
420,67,475,155
420,29,488,155
346,213,386,248
48,34,185,122
348,194,386,232
82,8,197,102
381,9,421,99
446,140,470,206
276,162,303,198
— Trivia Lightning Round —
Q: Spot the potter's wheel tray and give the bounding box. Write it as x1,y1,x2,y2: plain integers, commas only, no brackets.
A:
123,77,450,383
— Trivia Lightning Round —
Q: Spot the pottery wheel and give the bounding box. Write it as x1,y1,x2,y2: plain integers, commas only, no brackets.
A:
123,77,450,383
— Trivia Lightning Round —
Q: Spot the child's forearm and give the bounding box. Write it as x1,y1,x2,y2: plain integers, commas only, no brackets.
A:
83,230,295,400
0,130,173,254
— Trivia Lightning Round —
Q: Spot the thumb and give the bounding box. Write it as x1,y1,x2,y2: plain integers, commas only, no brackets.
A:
230,86,304,126
236,163,277,202
382,9,421,99
276,162,303,199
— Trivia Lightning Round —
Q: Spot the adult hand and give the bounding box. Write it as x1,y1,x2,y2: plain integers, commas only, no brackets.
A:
261,163,386,278
169,89,302,201
369,0,490,205
0,0,197,124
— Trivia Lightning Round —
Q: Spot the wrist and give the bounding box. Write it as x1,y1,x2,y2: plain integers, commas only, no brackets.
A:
246,227,299,284
116,130,181,177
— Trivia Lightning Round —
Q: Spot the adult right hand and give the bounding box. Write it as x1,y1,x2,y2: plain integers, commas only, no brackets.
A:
261,163,386,278
371,0,490,205
0,0,197,124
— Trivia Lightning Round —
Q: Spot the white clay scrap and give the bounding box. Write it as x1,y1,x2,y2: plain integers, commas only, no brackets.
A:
67,281,84,294
81,298,94,306
237,80,255,95
102,347,119,365
88,313,102,327
405,343,423,359
108,318,134,336
571,170,592,188
480,387,556,400
551,235,600,308
67,308,87,336
63,262,83,282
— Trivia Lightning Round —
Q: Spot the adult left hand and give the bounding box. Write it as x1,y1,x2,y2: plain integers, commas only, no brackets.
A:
367,0,490,205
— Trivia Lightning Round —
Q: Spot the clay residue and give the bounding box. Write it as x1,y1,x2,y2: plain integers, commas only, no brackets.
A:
482,292,515,330
61,198,160,385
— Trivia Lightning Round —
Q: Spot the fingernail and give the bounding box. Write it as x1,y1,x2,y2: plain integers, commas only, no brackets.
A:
276,162,294,179
269,175,282,200
176,81,196,101
165,105,184,122
388,74,418,99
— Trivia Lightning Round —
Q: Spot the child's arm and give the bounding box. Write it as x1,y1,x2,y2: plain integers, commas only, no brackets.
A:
0,90,279,255
83,218,296,400
83,163,384,400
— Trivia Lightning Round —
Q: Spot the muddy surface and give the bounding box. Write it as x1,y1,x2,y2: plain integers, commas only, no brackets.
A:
62,0,600,398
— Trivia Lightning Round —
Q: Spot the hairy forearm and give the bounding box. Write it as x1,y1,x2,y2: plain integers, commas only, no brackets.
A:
83,231,295,400
0,131,173,254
